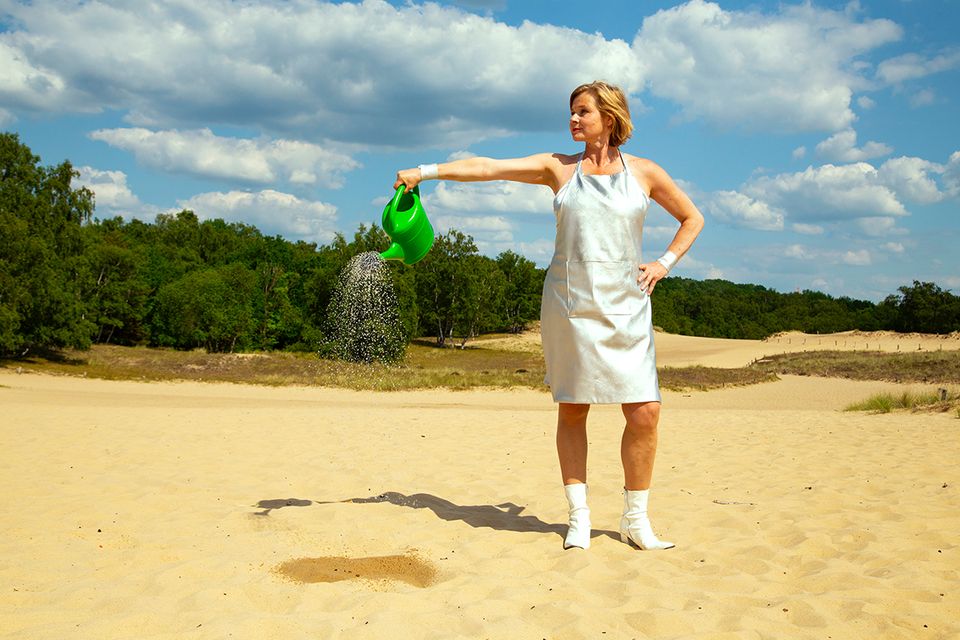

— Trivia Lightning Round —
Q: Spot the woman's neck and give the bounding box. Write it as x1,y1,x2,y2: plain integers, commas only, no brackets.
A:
581,140,619,168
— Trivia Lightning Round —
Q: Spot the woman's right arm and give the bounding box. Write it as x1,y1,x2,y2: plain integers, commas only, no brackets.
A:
394,153,563,193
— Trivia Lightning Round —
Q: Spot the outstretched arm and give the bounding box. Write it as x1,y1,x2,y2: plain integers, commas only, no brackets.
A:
633,158,705,295
394,154,563,193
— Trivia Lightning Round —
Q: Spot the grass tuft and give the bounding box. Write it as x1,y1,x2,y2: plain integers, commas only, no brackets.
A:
845,388,960,415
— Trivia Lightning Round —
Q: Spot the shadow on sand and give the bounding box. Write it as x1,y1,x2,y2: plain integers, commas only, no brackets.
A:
253,492,619,543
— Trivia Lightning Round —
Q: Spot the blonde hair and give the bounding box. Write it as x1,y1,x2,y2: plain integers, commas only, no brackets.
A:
570,81,633,147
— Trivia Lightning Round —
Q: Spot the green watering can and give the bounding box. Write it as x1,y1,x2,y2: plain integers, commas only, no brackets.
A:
379,184,434,265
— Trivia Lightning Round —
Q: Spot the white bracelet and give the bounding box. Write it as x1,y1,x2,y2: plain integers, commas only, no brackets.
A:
656,250,678,272
418,163,439,181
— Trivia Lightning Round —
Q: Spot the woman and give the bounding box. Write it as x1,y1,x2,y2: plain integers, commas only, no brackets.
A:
394,81,704,551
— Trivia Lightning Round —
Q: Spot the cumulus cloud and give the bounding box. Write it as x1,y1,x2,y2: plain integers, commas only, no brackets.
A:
815,129,892,162
841,249,872,266
633,0,902,132
431,180,553,215
710,148,960,236
89,128,358,188
944,152,960,197
175,190,338,243
0,0,642,147
876,49,960,85
908,89,936,108
744,163,907,221
1,0,927,143
433,214,514,242
0,39,73,113
703,190,784,231
74,166,155,219
882,242,905,254
854,216,905,237
792,223,824,235
785,243,816,260
877,156,947,204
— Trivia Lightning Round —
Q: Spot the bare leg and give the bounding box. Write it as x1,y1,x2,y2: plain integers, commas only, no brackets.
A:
557,403,591,549
619,401,673,549
621,401,661,490
557,403,590,485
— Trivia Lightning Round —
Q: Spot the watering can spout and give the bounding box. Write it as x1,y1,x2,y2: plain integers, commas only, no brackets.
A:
379,242,405,262
379,184,434,266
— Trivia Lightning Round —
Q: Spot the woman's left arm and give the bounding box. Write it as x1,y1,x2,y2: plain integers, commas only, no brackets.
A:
634,158,705,294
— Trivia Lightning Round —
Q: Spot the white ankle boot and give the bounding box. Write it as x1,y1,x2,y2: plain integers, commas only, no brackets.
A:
563,483,591,549
620,488,674,550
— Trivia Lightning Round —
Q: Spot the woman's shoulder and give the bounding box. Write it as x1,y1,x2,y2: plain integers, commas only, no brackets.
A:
621,152,662,175
544,151,580,165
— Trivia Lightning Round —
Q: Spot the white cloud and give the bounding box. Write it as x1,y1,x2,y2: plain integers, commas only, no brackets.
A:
0,0,642,147
815,129,892,162
633,0,902,132
175,190,338,243
854,216,904,237
876,49,960,85
446,151,478,162
792,223,824,235
785,243,815,260
841,249,872,266
882,242,905,254
434,214,514,242
643,224,680,241
792,146,807,160
72,166,161,220
744,163,907,222
944,152,960,197
431,180,553,215
857,96,876,109
0,39,73,113
89,128,358,188
908,89,936,108
703,190,784,231
877,156,947,204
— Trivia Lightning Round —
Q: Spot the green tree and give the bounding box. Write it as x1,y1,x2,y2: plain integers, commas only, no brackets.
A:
152,264,257,352
0,133,95,355
81,220,149,345
496,250,543,333
453,254,507,347
883,281,960,333
415,230,479,346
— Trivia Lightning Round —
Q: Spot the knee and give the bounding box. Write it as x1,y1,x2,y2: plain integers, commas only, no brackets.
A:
558,403,590,428
559,403,590,420
623,402,660,431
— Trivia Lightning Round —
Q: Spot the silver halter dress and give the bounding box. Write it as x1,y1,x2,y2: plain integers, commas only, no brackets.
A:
540,152,661,404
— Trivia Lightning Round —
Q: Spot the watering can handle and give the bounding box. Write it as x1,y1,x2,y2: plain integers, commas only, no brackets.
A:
390,183,419,210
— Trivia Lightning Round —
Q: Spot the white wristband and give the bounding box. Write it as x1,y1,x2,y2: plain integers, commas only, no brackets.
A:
656,250,678,272
418,163,439,181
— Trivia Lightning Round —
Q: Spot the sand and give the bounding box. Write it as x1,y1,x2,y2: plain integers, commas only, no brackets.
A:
1,332,958,639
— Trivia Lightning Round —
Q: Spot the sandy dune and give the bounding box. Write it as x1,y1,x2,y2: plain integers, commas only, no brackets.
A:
1,332,957,639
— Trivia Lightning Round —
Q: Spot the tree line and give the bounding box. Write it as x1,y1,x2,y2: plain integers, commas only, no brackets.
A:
2,132,958,358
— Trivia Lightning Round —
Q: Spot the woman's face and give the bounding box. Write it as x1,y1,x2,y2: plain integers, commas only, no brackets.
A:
570,92,611,143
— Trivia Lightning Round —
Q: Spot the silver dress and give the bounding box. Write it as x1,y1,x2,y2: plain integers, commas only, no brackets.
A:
540,152,661,404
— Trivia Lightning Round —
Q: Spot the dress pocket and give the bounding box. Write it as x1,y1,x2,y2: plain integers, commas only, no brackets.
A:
565,260,642,317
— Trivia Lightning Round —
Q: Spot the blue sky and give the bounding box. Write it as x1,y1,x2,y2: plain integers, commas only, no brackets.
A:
2,0,958,301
